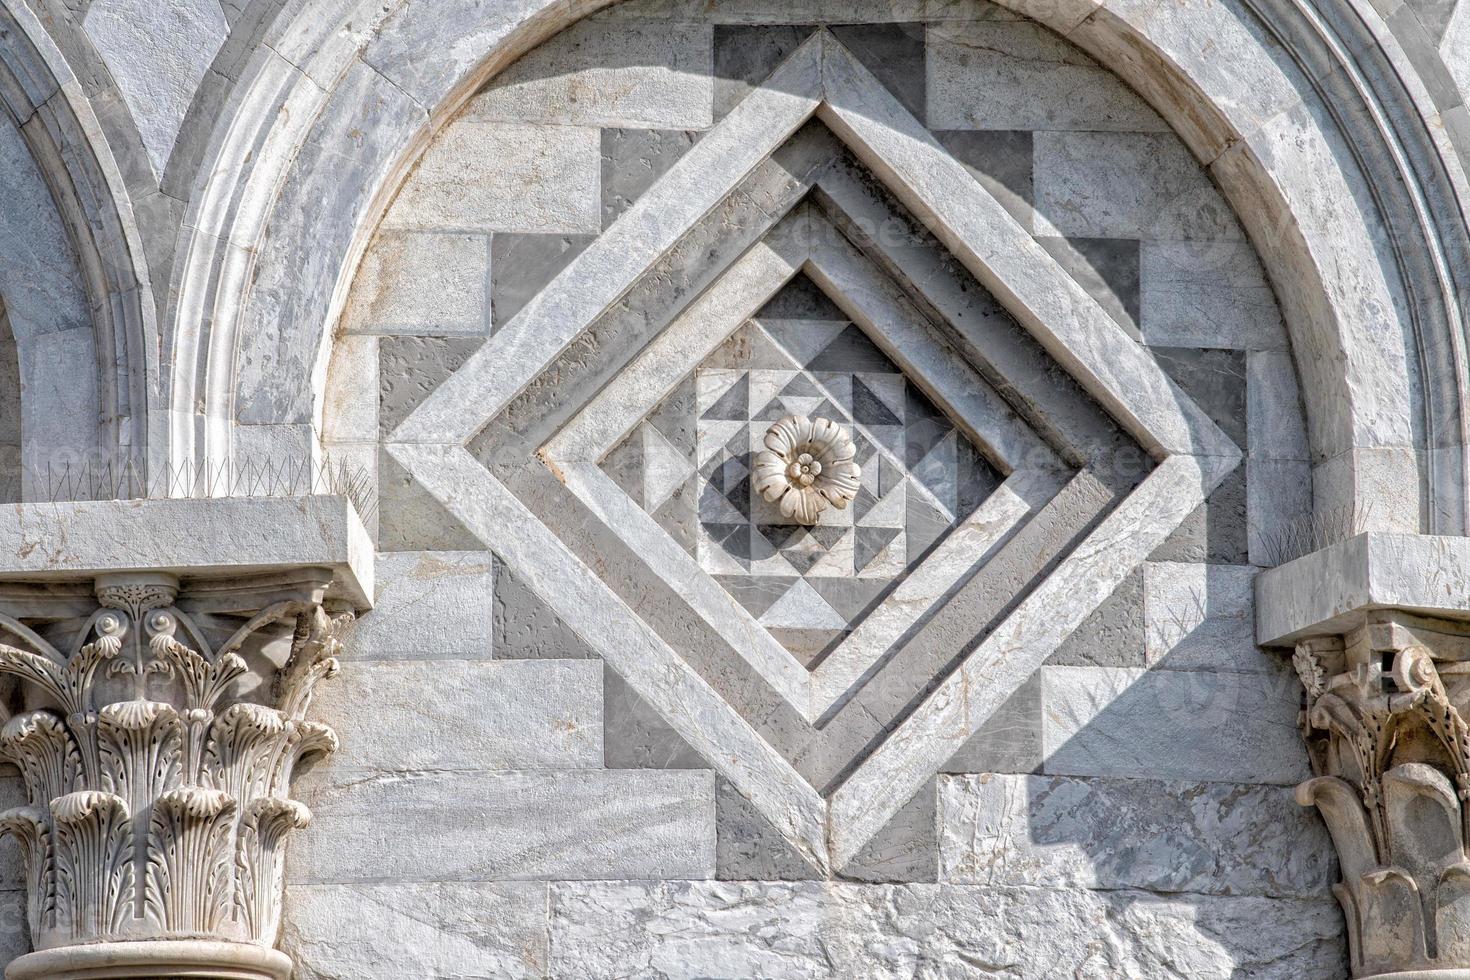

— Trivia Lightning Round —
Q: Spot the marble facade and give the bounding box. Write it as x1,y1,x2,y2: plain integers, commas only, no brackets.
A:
0,0,1466,976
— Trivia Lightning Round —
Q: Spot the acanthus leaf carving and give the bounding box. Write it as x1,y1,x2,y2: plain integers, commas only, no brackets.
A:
0,573,348,970
1295,613,1470,978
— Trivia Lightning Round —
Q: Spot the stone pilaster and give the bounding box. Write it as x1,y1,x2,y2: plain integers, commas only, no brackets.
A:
1260,533,1470,979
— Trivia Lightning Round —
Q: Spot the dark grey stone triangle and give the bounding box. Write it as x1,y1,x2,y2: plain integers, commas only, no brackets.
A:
806,325,898,373
702,373,750,421
713,575,800,619
852,376,902,426
753,397,787,422
758,523,808,551
807,525,850,550
854,525,902,573
779,373,822,398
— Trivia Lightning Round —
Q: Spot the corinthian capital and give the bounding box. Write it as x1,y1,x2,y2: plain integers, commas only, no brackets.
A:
1260,533,1470,979
0,495,371,980
0,572,350,980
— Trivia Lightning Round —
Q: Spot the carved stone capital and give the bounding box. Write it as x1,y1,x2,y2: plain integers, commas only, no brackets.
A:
1292,612,1470,979
0,571,352,980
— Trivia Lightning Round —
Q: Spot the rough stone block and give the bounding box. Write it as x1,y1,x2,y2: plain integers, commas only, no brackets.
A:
1046,567,1146,668
1039,664,1309,784
937,773,1334,898
602,129,702,229
927,21,1167,132
386,122,600,234
284,882,549,979
493,556,599,660
469,20,713,129
379,335,484,434
314,659,603,770
350,551,492,659
345,231,490,335
294,769,716,882
1140,240,1287,350
943,670,1042,773
1248,350,1310,460
1143,561,1269,672
715,777,817,881
547,880,1346,978
1034,132,1243,240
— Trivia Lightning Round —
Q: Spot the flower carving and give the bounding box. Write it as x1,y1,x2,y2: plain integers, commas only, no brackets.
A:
753,415,861,525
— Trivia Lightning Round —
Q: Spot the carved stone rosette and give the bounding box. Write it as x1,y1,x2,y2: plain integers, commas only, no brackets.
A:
0,573,349,980
1295,612,1470,979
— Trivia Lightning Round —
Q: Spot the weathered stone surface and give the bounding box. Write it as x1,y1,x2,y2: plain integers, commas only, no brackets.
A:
1246,457,1312,567
1040,664,1308,784
293,768,716,882
469,20,713,129
1140,241,1287,350
492,557,599,660
1034,132,1243,240
927,20,1167,132
1046,567,1145,669
350,551,492,659
1247,350,1310,460
937,773,1334,898
84,0,227,173
284,882,549,979
346,231,490,335
547,880,1346,978
386,121,601,234
314,659,603,770
1143,561,1267,672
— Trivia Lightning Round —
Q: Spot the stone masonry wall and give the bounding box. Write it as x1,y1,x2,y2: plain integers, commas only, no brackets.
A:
300,1,1339,976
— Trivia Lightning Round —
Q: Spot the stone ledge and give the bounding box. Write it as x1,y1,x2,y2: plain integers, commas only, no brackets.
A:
1256,532,1470,645
0,495,373,608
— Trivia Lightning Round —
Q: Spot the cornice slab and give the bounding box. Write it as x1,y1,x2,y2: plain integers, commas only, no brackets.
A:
1256,532,1470,645
0,495,373,609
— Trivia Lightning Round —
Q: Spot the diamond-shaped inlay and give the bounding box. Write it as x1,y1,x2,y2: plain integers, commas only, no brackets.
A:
602,280,1004,667
388,28,1242,874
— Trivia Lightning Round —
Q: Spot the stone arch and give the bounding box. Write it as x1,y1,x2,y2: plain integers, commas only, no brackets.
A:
0,0,159,489
174,0,1470,538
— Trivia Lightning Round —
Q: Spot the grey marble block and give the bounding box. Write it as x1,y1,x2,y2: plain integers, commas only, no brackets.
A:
1040,664,1309,785
293,768,717,882
938,773,1334,898
350,551,492,659
284,882,550,979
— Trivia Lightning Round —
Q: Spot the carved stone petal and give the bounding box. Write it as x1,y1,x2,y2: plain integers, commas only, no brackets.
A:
1434,863,1470,964
1358,867,1428,974
51,791,129,826
1297,775,1378,884
1383,763,1467,887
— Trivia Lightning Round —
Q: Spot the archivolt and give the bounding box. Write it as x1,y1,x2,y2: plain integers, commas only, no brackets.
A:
169,0,1470,534
0,0,158,484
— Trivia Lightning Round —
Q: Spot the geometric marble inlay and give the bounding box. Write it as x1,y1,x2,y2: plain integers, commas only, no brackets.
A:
603,278,1000,664
389,29,1242,873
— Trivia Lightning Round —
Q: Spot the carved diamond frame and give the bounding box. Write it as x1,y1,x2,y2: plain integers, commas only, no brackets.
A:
543,205,1065,724
387,31,1241,871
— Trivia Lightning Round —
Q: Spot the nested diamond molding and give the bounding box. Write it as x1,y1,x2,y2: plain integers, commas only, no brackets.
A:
388,27,1241,873
0,573,351,980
